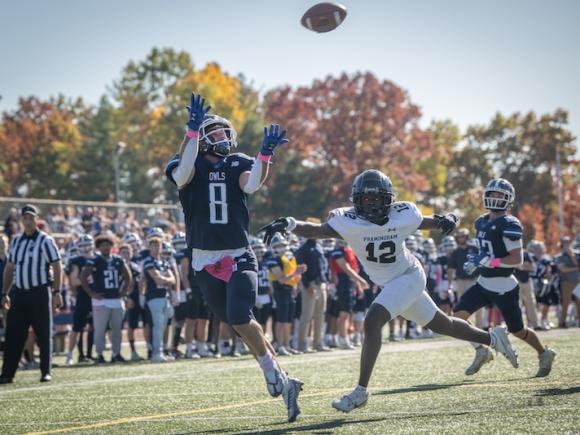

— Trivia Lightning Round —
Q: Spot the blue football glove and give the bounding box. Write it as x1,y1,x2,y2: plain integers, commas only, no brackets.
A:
260,124,289,156
186,93,211,131
463,252,492,274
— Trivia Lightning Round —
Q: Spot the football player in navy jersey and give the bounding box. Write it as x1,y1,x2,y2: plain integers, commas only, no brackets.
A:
143,234,178,363
528,240,555,330
80,235,132,364
165,93,302,422
454,179,556,377
118,243,144,361
65,235,95,365
251,239,273,335
436,236,457,316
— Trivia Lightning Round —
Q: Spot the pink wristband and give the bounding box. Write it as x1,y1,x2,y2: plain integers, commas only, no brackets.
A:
186,130,199,139
257,152,271,163
490,258,502,267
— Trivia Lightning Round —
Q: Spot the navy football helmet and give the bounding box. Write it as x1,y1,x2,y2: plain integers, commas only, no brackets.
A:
199,114,238,157
350,170,395,225
270,233,288,257
77,234,94,255
171,232,187,251
483,178,515,211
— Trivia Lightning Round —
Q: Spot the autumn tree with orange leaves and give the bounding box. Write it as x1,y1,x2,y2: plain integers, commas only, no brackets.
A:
259,72,434,226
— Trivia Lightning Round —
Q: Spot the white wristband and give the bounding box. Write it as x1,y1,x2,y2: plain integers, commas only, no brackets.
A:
286,217,297,231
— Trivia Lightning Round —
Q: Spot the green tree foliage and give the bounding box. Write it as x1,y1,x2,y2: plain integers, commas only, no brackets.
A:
457,110,576,243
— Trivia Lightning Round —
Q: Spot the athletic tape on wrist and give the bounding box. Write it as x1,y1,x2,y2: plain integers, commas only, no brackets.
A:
257,152,271,163
186,130,199,138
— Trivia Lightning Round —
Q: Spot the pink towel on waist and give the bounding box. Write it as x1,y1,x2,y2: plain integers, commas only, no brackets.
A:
204,256,235,283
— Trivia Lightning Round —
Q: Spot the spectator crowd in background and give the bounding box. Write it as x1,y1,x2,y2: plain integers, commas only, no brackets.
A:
0,204,579,370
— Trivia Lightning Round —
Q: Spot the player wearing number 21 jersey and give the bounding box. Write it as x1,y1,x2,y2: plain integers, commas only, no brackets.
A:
260,169,520,414
165,92,302,423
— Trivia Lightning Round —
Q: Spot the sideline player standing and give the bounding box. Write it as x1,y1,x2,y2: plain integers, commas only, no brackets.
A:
165,93,302,422
259,170,519,413
453,179,556,377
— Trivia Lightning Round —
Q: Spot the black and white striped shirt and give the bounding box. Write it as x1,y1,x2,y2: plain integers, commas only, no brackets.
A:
8,230,61,289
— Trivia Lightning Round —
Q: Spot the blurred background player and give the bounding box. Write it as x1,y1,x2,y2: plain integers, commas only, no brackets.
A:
65,235,95,365
251,239,273,336
447,229,481,327
80,234,132,364
329,240,368,349
118,243,144,361
267,234,306,355
294,234,329,353
142,233,177,363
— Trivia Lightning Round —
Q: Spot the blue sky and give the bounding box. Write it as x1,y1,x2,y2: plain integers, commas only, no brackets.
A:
1,0,579,139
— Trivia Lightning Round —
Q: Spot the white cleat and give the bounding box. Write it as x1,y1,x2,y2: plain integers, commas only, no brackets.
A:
151,354,168,363
277,346,291,356
332,387,369,413
338,337,355,350
465,346,494,375
490,326,519,368
265,365,286,398
536,347,556,378
65,355,74,366
282,377,304,423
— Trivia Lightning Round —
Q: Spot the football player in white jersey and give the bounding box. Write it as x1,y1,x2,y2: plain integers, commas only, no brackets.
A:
260,169,519,413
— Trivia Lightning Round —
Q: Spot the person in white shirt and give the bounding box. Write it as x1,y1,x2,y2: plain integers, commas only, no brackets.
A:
259,169,519,413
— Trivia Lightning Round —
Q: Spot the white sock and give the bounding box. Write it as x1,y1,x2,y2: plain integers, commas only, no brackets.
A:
489,331,497,348
258,352,275,373
356,385,367,392
67,351,73,358
186,343,193,353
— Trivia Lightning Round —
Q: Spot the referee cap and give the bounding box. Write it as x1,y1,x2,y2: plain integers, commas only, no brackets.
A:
21,204,39,217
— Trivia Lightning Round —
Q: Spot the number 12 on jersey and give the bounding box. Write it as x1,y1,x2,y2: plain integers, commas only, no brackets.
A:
209,183,228,224
366,241,396,264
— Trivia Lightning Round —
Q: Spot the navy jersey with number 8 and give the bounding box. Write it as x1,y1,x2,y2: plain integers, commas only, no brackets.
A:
173,153,254,251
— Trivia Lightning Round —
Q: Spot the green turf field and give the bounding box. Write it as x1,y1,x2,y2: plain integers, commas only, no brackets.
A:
0,329,578,434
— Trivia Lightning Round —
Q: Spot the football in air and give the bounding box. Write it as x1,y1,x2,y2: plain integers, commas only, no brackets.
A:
301,2,347,33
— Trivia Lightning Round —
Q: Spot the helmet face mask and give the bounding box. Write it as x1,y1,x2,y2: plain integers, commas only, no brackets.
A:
269,233,288,257
171,232,187,251
77,235,94,256
483,178,515,211
199,115,238,157
351,170,395,225
122,233,142,252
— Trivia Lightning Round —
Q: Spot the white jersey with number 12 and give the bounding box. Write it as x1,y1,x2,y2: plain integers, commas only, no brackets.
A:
327,201,423,286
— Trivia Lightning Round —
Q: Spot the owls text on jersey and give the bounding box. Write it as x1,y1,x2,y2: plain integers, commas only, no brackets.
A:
326,201,423,286
170,152,253,252
474,213,523,293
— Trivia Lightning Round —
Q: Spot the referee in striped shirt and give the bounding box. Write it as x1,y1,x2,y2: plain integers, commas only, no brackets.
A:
0,204,63,384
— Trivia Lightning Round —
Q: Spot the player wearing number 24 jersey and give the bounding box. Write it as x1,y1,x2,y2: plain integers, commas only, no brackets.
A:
165,93,303,423
260,169,519,414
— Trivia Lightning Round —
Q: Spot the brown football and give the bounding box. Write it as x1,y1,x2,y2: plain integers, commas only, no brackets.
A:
301,2,347,33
